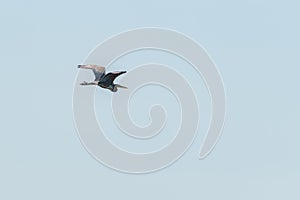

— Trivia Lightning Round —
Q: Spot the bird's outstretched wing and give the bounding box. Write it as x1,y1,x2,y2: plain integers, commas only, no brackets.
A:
101,71,126,85
78,64,106,81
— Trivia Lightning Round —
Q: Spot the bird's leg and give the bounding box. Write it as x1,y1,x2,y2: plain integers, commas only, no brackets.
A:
80,81,89,85
80,81,98,86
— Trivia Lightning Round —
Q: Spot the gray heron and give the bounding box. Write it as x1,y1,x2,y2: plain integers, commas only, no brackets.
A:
78,64,127,92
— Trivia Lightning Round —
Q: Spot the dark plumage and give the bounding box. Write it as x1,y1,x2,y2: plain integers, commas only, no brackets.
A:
78,64,127,92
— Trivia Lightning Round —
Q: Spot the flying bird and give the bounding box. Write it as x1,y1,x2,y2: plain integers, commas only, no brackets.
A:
78,64,127,92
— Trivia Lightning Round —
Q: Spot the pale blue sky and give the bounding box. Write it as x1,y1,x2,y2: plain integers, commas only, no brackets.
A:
1,0,299,199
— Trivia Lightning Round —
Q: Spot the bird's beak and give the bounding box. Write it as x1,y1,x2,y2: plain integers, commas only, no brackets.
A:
115,84,128,89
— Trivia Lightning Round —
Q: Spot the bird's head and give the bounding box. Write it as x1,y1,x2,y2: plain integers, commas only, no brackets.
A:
112,84,128,92
111,84,127,92
112,85,118,92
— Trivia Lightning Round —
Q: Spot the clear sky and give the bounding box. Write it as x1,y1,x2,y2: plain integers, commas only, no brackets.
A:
0,0,299,199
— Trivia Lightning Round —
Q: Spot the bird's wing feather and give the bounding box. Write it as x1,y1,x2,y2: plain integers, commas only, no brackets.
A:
101,71,126,85
78,64,106,81
93,66,106,81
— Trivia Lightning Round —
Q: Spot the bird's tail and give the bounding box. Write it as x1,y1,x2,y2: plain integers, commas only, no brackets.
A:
115,84,128,89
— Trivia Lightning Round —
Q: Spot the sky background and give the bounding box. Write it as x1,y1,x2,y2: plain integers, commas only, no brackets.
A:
1,0,300,199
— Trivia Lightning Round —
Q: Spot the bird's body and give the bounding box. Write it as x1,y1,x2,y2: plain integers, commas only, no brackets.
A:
78,64,127,92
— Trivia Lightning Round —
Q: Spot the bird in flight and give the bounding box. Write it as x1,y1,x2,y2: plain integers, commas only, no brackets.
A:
78,64,127,92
